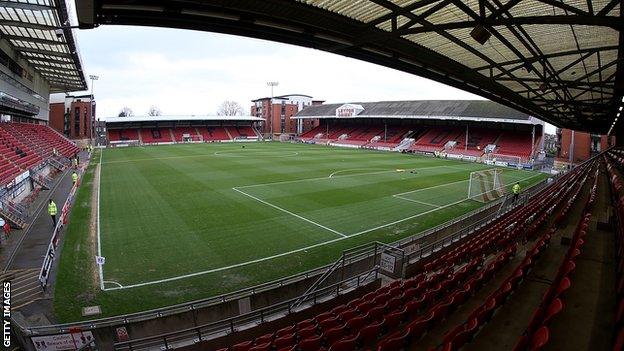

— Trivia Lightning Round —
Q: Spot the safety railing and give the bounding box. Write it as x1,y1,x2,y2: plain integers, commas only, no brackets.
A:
108,267,379,350
38,161,89,288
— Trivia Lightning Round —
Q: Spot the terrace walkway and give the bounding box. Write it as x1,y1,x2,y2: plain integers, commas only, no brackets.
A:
0,150,90,323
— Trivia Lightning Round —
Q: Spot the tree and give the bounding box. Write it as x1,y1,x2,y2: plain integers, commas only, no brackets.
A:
118,106,134,117
217,100,244,116
147,105,162,116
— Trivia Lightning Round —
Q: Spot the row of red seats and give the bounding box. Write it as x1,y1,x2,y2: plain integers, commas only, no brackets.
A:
511,162,599,350
437,230,553,351
220,248,507,351
433,160,597,351
605,151,624,351
513,214,594,350
374,247,515,351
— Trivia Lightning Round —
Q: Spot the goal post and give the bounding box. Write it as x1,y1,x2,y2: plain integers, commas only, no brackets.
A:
468,168,506,202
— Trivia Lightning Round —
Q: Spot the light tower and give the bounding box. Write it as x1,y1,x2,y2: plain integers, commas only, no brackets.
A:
266,81,279,139
89,75,99,141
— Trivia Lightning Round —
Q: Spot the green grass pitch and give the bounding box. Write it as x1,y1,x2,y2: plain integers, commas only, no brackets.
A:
53,142,547,321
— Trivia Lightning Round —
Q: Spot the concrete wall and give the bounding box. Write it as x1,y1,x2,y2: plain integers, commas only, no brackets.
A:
0,39,51,121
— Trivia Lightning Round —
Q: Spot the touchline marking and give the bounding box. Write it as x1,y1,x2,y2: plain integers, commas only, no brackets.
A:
232,187,347,238
97,150,104,290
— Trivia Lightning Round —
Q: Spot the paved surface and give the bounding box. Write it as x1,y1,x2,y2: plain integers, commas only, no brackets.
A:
0,151,89,320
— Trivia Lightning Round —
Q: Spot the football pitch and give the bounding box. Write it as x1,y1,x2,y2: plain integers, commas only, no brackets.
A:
54,142,547,321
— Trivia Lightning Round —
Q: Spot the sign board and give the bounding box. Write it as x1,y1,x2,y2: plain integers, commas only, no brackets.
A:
31,331,95,351
116,326,129,342
95,256,105,265
404,243,421,255
380,252,396,274
335,103,364,117
238,296,251,315
81,305,101,317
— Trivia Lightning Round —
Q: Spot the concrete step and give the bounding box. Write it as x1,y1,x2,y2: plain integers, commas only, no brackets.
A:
0,268,43,309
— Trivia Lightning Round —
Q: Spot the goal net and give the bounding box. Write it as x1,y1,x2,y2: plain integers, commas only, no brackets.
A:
468,169,506,202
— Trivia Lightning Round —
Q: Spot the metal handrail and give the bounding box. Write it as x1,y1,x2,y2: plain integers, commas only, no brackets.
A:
111,267,379,350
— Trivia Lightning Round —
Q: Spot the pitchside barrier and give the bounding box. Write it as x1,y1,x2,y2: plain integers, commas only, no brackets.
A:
38,157,91,288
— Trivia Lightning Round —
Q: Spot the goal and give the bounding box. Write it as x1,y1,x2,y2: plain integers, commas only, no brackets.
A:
468,169,506,202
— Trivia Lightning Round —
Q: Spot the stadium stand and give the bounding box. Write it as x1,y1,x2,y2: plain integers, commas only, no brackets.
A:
0,123,78,185
198,126,231,141
194,157,599,351
140,128,174,144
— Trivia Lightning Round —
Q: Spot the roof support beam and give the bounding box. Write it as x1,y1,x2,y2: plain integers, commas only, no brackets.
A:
0,1,55,11
399,15,623,35
13,46,71,58
2,34,64,47
1,20,57,31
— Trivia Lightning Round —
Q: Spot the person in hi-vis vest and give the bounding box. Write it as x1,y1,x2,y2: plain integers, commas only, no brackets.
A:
48,199,58,227
72,172,79,185
512,182,521,203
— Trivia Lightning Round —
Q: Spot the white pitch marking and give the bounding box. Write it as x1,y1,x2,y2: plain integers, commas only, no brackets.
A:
393,178,470,197
392,195,441,208
328,168,387,178
103,280,123,288
232,187,347,238
101,165,543,290
214,150,299,158
97,150,105,290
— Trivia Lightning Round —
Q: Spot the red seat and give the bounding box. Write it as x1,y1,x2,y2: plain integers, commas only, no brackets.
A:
248,342,271,351
298,335,324,351
323,325,347,345
297,325,318,339
356,320,382,346
273,334,295,349
407,318,428,341
376,328,410,351
232,340,253,351
554,277,572,298
542,298,563,326
529,326,550,350
346,315,367,332
254,333,273,345
328,334,357,351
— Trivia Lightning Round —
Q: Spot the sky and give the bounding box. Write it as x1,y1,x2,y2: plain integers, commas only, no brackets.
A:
71,25,555,133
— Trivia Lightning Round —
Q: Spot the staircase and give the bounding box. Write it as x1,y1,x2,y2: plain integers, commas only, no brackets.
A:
47,157,67,171
0,201,27,229
31,172,52,190
394,138,415,151
0,269,44,309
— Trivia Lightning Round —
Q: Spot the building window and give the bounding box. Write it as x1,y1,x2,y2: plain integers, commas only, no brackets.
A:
74,107,80,137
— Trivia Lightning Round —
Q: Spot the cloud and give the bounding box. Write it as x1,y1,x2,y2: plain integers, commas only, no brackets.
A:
74,26,484,119
72,25,555,133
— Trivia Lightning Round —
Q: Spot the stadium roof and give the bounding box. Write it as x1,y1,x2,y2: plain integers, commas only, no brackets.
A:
76,0,622,134
0,0,87,92
294,99,540,124
105,115,264,124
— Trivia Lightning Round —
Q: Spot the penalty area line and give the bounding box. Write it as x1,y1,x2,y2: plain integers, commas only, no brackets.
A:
232,187,347,238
